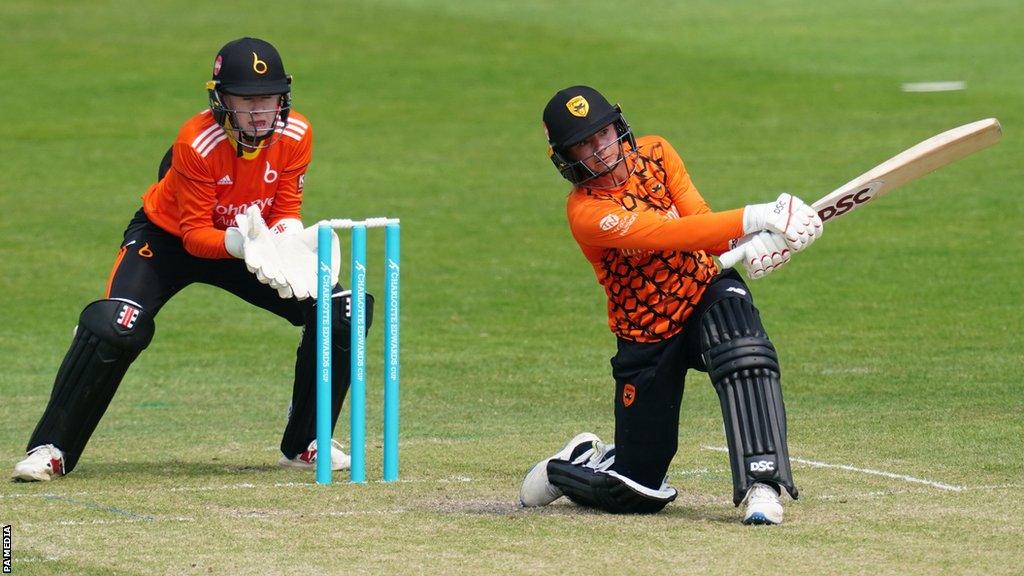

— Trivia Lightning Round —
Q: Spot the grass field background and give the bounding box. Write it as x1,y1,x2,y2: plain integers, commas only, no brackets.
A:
2,1,1022,574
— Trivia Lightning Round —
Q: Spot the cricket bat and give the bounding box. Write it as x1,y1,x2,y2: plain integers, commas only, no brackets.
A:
719,118,1003,269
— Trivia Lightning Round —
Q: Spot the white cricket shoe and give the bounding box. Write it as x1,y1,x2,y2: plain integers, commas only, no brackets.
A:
278,439,351,471
519,432,600,507
742,482,783,525
12,444,66,482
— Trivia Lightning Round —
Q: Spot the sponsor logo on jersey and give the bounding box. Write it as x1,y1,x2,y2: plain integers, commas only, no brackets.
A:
217,175,233,185
263,161,278,184
599,213,620,231
600,212,638,236
614,213,638,236
214,197,274,216
213,197,275,228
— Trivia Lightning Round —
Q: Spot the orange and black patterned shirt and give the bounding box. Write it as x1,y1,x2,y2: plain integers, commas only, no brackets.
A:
566,135,744,343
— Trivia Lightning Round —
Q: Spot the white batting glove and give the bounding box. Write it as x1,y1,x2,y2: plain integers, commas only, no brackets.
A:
743,193,823,252
737,231,792,280
225,206,289,291
272,224,341,300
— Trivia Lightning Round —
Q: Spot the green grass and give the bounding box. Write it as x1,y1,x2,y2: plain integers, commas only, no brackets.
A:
2,1,1022,574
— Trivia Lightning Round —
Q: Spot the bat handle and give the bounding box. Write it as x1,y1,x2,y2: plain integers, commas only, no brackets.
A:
718,243,746,269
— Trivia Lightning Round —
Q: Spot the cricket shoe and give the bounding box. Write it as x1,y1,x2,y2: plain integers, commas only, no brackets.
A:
12,444,66,482
519,432,601,507
278,439,351,471
742,482,783,525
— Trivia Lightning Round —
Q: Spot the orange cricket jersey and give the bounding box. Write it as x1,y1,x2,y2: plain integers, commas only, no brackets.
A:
566,135,745,342
142,109,312,259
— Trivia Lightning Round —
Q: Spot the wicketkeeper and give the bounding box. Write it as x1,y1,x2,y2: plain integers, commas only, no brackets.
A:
12,38,370,481
519,86,823,524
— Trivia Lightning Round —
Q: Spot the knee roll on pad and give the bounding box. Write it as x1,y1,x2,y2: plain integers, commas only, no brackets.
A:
28,299,155,472
547,460,676,514
701,297,797,505
79,299,156,354
62,300,155,404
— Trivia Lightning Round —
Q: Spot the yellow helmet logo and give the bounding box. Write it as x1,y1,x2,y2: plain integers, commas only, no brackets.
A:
252,52,268,74
566,95,589,117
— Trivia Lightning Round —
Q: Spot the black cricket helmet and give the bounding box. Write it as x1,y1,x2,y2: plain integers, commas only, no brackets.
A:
206,37,292,151
542,85,637,186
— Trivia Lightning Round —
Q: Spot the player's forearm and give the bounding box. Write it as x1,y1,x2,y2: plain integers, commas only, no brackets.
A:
181,227,232,259
651,209,744,252
578,208,744,253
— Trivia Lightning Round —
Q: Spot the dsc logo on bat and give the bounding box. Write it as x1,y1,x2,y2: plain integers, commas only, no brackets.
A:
817,181,883,223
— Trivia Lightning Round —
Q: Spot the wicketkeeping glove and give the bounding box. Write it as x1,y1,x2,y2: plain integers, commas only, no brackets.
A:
224,205,289,292
272,224,341,300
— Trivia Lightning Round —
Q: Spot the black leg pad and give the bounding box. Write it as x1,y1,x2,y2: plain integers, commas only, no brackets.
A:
28,299,155,473
281,290,374,457
700,296,798,505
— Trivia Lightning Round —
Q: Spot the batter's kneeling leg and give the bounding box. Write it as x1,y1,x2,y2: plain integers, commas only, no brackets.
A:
547,457,677,514
700,297,798,505
27,299,155,473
